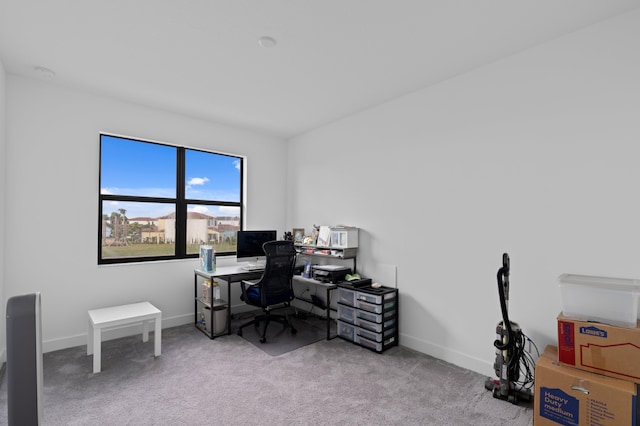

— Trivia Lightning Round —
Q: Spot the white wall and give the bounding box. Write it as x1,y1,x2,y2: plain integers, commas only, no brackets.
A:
0,59,6,362
287,9,640,375
3,76,288,353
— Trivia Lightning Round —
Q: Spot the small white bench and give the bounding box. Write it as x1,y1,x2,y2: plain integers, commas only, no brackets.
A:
87,301,162,373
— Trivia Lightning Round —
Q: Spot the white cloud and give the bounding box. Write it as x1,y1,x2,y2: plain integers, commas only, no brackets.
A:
187,177,209,186
190,205,210,214
233,160,241,171
220,206,239,214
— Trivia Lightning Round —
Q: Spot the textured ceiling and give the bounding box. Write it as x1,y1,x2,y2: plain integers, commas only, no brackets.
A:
1,0,640,138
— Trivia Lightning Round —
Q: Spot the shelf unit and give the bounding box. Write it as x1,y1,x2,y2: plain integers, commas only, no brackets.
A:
292,228,359,339
193,267,264,339
295,245,357,271
194,269,229,339
336,284,398,353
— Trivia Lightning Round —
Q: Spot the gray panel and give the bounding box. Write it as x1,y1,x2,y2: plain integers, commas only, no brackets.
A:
6,292,42,426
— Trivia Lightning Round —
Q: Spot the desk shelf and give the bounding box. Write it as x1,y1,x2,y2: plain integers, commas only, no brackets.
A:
194,267,263,339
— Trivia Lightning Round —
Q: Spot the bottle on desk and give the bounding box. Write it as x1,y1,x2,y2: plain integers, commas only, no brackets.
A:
212,280,220,301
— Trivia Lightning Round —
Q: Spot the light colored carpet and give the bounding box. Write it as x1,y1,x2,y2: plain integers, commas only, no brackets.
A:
0,322,533,425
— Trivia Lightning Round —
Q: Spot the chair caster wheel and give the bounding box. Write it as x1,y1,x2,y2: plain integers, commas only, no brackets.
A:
260,337,266,343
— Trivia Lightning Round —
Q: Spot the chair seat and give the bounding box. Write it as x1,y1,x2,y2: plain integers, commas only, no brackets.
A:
244,285,294,306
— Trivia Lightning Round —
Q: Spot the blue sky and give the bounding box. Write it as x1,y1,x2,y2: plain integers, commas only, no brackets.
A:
101,135,241,219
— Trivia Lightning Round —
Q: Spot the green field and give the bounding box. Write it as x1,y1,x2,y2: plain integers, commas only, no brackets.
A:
102,242,236,259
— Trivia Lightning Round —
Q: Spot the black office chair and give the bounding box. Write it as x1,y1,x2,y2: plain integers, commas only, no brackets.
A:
237,240,298,343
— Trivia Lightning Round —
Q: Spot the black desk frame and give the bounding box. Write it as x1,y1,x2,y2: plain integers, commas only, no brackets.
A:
194,266,338,340
194,266,263,339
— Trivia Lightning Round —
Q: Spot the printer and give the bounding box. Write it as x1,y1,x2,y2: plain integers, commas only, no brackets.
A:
312,265,351,283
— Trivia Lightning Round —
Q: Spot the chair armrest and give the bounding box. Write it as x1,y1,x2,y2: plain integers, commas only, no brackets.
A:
240,279,259,301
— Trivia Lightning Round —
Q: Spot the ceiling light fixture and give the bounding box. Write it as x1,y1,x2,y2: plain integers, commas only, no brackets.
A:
258,36,277,48
33,66,56,78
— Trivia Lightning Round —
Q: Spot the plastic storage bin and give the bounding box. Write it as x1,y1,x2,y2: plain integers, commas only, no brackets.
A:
357,309,395,324
337,321,355,341
356,317,396,333
355,335,396,353
559,274,640,328
338,304,357,324
337,287,357,306
356,299,396,314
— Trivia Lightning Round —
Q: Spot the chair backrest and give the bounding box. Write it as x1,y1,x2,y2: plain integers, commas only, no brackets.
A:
257,240,297,306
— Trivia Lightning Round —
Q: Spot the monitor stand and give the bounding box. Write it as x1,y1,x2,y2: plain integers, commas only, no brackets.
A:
242,260,266,271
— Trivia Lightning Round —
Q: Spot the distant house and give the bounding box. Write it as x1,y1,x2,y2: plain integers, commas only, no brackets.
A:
153,212,237,245
217,223,240,243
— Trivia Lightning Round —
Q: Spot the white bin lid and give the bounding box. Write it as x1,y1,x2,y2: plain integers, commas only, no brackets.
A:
559,273,640,292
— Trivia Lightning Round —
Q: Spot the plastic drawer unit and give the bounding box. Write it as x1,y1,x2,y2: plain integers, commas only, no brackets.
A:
336,284,398,353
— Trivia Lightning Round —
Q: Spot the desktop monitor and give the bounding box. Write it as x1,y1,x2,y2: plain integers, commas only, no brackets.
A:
236,230,277,266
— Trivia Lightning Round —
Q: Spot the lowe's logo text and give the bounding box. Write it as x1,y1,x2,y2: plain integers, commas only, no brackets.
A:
579,326,607,338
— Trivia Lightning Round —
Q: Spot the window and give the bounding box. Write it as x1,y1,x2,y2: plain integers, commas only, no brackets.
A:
99,134,243,264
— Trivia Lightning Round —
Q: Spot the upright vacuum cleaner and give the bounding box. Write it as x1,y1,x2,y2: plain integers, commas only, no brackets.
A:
484,253,535,404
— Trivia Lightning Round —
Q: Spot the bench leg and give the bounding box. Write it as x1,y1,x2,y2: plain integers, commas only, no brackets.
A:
142,320,149,343
87,320,94,355
154,315,162,357
93,327,102,373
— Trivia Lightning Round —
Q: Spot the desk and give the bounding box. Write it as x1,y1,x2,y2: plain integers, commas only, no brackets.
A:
194,267,337,340
194,266,263,339
87,301,162,373
292,275,338,340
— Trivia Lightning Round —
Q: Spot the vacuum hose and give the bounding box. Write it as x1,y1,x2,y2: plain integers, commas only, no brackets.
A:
493,253,513,350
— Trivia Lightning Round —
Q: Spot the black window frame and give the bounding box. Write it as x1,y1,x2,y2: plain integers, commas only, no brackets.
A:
98,133,244,265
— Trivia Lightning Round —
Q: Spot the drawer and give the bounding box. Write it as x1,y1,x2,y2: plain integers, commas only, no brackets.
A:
337,320,355,342
356,317,396,333
356,290,396,304
357,309,396,324
356,299,397,314
357,326,396,343
355,335,396,352
337,288,356,307
337,304,356,324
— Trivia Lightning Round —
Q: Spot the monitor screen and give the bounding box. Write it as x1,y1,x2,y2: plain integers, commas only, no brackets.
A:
236,230,277,264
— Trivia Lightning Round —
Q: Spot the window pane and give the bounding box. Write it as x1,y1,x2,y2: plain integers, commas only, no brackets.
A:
101,201,175,259
186,204,240,254
101,135,177,198
185,149,241,201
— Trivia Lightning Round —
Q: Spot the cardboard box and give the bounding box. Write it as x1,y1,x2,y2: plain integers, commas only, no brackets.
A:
558,313,640,383
535,345,639,426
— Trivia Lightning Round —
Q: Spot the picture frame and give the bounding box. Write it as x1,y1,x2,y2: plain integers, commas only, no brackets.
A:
316,225,331,247
292,228,305,244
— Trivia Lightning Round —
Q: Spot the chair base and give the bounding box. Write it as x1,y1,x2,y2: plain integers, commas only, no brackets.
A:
237,311,297,343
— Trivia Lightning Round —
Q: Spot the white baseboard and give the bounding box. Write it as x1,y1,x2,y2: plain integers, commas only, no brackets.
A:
399,332,493,377
42,313,193,354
